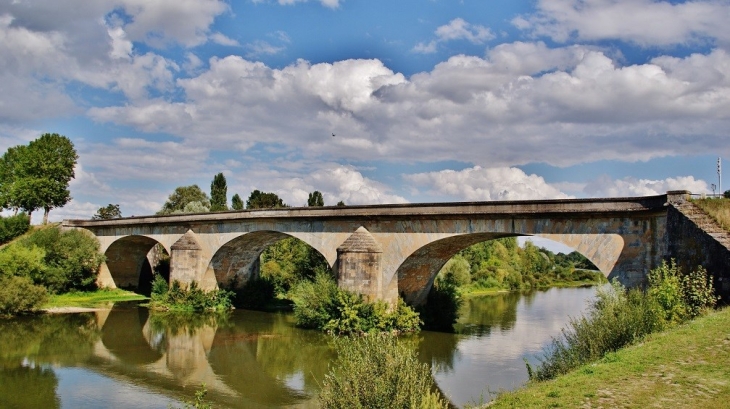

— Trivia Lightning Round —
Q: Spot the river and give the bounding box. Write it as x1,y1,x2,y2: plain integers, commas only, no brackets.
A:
0,286,598,408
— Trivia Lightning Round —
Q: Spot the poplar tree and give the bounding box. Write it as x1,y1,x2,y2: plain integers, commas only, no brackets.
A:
231,193,244,210
307,191,324,207
210,172,228,211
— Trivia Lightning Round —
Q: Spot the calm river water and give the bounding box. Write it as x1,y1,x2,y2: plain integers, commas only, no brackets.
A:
0,287,598,408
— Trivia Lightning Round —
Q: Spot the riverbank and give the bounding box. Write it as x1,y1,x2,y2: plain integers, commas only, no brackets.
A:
43,288,147,310
461,276,604,298
487,306,730,408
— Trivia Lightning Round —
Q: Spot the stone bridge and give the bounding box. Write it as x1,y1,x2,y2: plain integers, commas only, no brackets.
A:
62,191,693,306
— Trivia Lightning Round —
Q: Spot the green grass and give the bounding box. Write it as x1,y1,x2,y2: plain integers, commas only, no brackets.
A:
693,198,730,231
487,306,730,408
44,288,147,308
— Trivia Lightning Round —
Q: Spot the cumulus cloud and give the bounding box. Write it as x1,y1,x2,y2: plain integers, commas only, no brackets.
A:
583,175,709,197
405,166,571,201
413,18,494,54
513,0,730,47
89,44,730,168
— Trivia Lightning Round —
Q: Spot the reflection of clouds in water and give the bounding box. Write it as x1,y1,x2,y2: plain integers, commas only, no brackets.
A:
283,371,306,392
434,287,598,407
56,367,179,409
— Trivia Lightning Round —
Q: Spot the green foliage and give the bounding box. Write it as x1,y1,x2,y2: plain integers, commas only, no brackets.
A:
292,273,421,335
336,200,346,206
18,227,104,293
419,278,463,332
246,189,287,209
231,193,244,210
158,185,211,215
93,204,122,220
438,255,471,287
0,213,30,244
0,275,48,316
260,237,330,294
0,133,78,223
308,190,324,206
0,242,46,281
724,190,730,199
150,276,233,312
177,384,212,409
530,261,717,381
318,334,448,409
232,276,277,310
210,172,228,211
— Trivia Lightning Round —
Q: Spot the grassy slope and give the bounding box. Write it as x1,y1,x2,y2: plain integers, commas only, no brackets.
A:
488,307,730,409
693,198,730,231
44,289,147,308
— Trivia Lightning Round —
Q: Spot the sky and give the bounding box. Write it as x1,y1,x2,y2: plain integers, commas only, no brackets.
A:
1,0,730,224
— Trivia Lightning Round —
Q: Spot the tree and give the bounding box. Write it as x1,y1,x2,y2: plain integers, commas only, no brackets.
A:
246,190,287,209
210,172,228,211
724,190,730,199
93,204,122,220
308,191,324,207
1,134,78,224
231,193,244,210
158,185,210,215
336,200,346,207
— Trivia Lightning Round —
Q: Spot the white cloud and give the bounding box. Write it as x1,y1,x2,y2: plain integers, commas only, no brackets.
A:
583,175,709,197
245,40,285,58
413,18,494,53
87,46,730,168
405,166,571,201
269,0,342,8
210,32,239,46
514,0,730,47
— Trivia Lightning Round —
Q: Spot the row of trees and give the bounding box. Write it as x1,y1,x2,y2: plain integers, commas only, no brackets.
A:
0,133,78,224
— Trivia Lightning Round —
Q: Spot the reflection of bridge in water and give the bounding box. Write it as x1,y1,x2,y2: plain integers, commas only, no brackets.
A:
88,305,327,408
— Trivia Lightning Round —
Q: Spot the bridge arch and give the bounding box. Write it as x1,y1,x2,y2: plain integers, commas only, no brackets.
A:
101,235,170,294
396,232,624,305
205,231,332,289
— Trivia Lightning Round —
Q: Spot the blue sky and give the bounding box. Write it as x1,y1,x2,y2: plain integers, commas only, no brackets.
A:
1,0,729,222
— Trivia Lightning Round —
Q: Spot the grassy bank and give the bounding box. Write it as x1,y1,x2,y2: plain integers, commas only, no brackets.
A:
43,288,147,309
693,197,730,231
488,306,730,408
461,277,603,298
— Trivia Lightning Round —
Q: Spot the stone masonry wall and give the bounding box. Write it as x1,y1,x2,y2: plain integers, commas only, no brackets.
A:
667,202,730,304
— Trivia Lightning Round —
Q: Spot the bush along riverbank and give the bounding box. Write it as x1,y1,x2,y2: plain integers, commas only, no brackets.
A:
481,259,720,408
148,274,234,312
0,225,105,317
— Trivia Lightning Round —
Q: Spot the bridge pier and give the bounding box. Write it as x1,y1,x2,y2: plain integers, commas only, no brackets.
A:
170,230,217,291
336,227,396,308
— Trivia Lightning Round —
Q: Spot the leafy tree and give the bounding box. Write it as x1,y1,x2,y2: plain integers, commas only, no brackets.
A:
231,193,244,210
246,190,287,209
210,172,228,211
0,134,78,224
724,190,730,199
93,204,122,220
308,191,324,206
336,200,346,207
158,185,210,215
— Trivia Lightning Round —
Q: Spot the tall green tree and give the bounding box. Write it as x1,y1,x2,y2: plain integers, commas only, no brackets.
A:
308,191,324,207
231,193,244,210
246,190,287,209
0,134,78,224
210,172,228,211
336,200,346,207
157,185,210,215
93,204,122,220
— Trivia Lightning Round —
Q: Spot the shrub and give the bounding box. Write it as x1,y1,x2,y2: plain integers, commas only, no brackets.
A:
150,275,234,312
0,213,30,244
292,272,421,335
319,334,449,409
0,242,46,281
19,227,104,293
0,275,48,316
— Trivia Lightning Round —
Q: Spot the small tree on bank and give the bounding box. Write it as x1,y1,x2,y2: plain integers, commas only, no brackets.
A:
158,185,210,215
308,191,324,207
210,172,228,211
231,193,244,210
93,204,122,220
246,190,287,209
